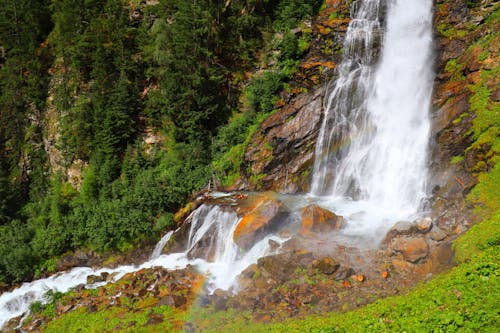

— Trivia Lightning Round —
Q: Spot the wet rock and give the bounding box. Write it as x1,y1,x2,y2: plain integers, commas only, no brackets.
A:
390,237,429,263
429,227,448,241
72,284,86,292
242,88,324,192
158,296,175,307
301,204,346,234
234,197,289,249
383,221,417,244
86,274,105,285
212,289,228,311
268,239,280,252
416,217,433,233
257,252,303,283
312,257,340,275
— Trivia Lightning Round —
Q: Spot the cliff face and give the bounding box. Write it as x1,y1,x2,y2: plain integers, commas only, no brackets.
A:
239,0,352,193
430,0,498,225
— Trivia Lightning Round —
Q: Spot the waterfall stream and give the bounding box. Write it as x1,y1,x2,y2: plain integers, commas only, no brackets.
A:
311,0,433,236
0,0,435,328
0,203,284,328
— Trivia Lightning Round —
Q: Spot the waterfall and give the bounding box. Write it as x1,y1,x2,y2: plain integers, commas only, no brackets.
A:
311,0,433,230
150,230,174,259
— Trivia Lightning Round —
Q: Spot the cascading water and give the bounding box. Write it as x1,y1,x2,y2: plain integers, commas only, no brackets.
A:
0,203,283,328
311,0,434,235
150,230,174,259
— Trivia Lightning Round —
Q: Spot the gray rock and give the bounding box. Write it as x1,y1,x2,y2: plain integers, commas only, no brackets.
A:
429,227,447,241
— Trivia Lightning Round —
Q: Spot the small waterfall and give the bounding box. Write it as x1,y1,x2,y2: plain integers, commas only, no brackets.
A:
0,203,284,327
311,0,433,232
150,230,174,259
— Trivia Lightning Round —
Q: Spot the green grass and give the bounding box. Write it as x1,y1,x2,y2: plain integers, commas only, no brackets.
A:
43,304,185,333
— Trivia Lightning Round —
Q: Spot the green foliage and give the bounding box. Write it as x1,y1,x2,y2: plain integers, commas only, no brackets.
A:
43,304,185,332
273,0,324,31
245,71,284,113
0,220,36,283
444,58,465,81
450,155,464,165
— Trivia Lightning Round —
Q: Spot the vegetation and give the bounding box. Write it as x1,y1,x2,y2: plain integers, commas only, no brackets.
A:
0,0,323,284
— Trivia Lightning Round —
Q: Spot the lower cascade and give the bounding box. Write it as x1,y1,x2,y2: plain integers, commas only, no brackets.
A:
0,0,436,328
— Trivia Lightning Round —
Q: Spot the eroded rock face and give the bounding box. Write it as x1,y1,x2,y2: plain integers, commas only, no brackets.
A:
429,0,498,229
242,88,324,193
301,204,345,234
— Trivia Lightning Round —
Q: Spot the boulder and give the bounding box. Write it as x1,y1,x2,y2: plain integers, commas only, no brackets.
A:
333,267,355,281
390,237,429,263
301,204,346,233
312,257,340,275
429,226,447,241
416,217,433,233
257,252,307,283
234,197,289,249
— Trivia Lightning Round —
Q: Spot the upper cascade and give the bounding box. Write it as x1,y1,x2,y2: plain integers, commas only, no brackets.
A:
311,0,434,229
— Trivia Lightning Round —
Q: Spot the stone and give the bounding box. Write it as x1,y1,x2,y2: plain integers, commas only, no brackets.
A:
390,237,429,263
416,217,433,233
158,296,175,307
429,227,447,241
86,274,105,285
234,197,289,249
383,221,418,244
257,253,301,283
301,204,346,233
333,267,355,281
312,257,340,275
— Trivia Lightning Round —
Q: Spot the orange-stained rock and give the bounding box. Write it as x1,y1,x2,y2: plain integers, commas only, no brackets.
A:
233,196,288,249
390,237,429,263
301,204,345,234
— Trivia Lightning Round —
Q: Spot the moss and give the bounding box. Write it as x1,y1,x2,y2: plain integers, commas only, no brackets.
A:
450,155,464,165
444,58,465,81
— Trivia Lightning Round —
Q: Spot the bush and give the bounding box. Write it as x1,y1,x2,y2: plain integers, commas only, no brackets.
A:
245,71,284,113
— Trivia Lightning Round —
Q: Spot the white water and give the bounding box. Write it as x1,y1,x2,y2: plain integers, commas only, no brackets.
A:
311,0,434,235
0,204,284,328
150,230,174,259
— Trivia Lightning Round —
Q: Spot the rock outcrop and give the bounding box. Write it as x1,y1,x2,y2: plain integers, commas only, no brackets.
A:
301,204,345,234
429,0,498,228
234,195,289,249
242,88,324,193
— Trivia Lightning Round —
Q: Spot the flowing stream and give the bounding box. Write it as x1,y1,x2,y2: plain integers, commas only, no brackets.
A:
0,202,285,328
0,0,434,328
